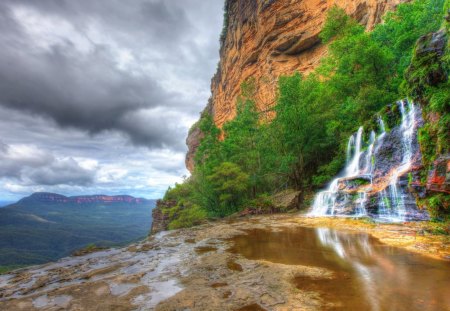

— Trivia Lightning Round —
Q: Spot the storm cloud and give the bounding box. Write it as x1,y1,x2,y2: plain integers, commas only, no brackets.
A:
0,0,222,150
0,0,223,200
0,141,95,186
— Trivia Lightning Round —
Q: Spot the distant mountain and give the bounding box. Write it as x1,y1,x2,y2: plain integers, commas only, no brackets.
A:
17,192,150,205
0,192,156,270
0,201,13,208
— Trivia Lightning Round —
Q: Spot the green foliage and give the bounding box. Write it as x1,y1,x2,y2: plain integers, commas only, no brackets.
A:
219,2,229,46
401,2,449,199
408,173,413,187
168,204,207,230
425,221,450,235
319,6,361,42
240,77,257,98
418,124,438,165
268,73,338,189
222,100,263,193
163,182,192,201
0,201,155,267
0,265,24,275
353,178,370,186
161,0,448,224
372,0,445,78
194,113,222,173
248,194,273,210
312,157,345,187
207,162,250,216
429,83,450,113
419,193,450,220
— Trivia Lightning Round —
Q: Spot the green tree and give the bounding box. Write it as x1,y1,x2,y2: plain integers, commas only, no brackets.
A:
266,73,337,192
222,99,261,196
207,162,250,216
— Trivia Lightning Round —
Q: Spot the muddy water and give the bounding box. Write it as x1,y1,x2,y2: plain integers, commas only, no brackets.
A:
229,227,450,311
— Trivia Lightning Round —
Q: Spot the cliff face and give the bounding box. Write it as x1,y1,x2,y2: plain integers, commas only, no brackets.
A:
186,0,405,171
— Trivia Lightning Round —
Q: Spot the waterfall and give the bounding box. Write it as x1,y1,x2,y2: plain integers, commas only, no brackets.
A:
346,134,355,165
378,116,386,135
345,127,363,177
310,125,375,217
355,192,368,216
310,179,339,216
362,131,376,177
309,100,424,221
377,100,416,222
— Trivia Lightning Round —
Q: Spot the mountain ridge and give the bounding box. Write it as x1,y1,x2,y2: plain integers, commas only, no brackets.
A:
0,192,156,268
14,192,151,206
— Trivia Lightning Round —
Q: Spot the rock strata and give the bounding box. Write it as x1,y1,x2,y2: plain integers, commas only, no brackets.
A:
186,0,405,171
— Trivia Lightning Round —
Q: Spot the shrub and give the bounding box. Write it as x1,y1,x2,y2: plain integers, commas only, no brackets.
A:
168,204,207,230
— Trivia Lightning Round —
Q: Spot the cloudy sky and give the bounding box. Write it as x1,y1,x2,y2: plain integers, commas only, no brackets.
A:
0,0,223,201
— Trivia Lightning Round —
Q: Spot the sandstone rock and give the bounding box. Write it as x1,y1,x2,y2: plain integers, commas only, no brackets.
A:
270,189,302,210
338,176,371,192
186,0,405,171
405,29,448,98
150,200,176,234
185,124,204,172
427,155,450,194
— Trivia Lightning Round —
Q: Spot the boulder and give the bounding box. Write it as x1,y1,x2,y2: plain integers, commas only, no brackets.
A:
270,189,302,211
405,29,448,98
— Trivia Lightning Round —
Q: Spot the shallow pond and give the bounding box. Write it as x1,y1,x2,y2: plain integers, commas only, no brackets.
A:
229,227,450,311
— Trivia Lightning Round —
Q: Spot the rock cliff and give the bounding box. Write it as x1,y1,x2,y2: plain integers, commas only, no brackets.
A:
186,0,406,171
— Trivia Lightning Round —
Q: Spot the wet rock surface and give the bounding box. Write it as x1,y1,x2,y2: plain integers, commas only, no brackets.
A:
151,200,175,234
311,100,429,221
427,155,450,194
1,215,449,310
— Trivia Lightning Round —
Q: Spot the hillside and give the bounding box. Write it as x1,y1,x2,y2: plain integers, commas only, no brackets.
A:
156,0,449,232
0,193,155,270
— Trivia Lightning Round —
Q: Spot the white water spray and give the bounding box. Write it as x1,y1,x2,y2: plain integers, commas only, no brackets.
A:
377,100,416,222
346,127,364,177
309,100,421,221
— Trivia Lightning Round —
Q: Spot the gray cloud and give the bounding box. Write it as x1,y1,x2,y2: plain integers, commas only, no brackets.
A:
0,141,95,186
0,0,223,200
0,0,222,151
27,158,95,186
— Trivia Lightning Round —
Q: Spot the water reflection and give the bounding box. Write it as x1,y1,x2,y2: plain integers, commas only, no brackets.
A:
229,227,450,311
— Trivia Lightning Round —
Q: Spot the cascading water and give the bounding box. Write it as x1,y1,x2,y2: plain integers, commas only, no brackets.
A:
362,131,376,177
378,117,386,134
310,126,366,217
309,100,427,222
377,100,416,221
346,127,364,177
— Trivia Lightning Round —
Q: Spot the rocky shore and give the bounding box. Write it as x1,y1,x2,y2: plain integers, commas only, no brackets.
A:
0,215,449,310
